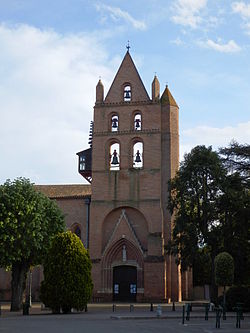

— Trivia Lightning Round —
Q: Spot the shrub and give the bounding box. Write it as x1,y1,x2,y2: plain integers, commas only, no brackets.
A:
40,231,93,313
226,286,250,311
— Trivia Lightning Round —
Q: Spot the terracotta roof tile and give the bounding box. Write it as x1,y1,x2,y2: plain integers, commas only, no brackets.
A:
35,184,91,199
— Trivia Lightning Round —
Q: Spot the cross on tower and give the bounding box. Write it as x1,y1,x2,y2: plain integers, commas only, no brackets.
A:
126,40,130,52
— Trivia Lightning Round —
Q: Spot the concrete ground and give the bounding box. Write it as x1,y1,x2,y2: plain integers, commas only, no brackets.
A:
0,303,249,333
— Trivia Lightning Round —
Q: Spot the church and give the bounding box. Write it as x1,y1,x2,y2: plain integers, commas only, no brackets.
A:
0,49,192,302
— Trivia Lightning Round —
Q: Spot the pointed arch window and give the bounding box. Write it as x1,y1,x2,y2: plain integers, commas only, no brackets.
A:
124,85,131,102
111,115,119,132
134,113,142,131
74,226,81,240
110,142,120,170
133,141,143,168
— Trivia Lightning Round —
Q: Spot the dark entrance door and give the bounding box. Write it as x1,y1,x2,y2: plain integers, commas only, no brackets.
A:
113,265,137,302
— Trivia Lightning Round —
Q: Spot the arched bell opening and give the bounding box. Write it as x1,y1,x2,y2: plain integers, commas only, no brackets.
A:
134,113,142,131
111,114,119,132
123,84,132,102
132,141,143,169
109,142,120,171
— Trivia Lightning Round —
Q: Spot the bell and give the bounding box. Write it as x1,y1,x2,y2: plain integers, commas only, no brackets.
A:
111,150,119,165
124,91,131,99
112,118,118,128
135,119,141,129
135,150,141,163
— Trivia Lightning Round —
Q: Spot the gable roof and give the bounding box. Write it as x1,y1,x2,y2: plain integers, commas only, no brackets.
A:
104,51,150,103
35,184,91,199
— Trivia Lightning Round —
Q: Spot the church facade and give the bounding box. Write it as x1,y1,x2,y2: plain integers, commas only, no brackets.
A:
0,50,193,302
77,50,192,302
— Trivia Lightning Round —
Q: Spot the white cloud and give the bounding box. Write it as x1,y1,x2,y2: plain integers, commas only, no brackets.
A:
95,4,146,31
198,39,241,53
170,37,185,45
232,2,250,18
232,2,250,35
180,121,250,159
0,23,114,184
171,0,207,28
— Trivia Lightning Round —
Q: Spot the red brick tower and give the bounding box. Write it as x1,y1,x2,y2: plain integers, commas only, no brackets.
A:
81,50,190,302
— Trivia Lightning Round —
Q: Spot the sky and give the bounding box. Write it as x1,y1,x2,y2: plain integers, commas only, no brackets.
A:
0,0,249,185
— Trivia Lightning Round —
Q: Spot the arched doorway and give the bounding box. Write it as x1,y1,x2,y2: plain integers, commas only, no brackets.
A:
113,265,137,302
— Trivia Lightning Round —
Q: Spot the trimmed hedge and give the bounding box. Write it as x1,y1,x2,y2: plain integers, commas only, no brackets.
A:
40,231,93,313
225,286,250,311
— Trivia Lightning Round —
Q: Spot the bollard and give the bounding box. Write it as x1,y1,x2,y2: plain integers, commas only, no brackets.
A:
156,304,162,318
112,304,116,312
150,303,153,312
205,304,209,320
130,304,134,312
236,310,241,328
172,301,175,311
235,304,244,328
215,307,222,328
0,303,1,316
23,302,30,316
185,303,190,321
85,305,88,312
222,304,226,320
182,305,185,325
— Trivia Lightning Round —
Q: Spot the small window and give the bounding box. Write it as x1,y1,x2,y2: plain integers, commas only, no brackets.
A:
134,114,142,131
74,226,81,239
111,115,119,132
124,85,131,102
79,155,85,171
133,142,143,168
110,143,120,170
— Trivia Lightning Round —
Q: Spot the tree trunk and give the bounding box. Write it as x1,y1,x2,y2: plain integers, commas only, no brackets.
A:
11,261,29,311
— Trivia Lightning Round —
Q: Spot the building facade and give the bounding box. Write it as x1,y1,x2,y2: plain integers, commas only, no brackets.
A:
78,50,192,302
0,50,193,302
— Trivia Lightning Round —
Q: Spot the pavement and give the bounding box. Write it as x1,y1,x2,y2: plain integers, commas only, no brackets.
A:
0,302,250,333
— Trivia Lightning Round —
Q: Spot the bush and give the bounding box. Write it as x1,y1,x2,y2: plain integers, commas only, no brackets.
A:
226,286,250,311
40,231,93,313
215,252,234,287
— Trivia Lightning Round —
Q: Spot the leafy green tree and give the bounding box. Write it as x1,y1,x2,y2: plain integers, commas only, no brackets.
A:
218,173,250,285
167,145,226,301
215,252,234,309
218,142,250,285
40,231,93,314
193,247,212,286
167,143,249,302
219,141,250,187
0,178,65,311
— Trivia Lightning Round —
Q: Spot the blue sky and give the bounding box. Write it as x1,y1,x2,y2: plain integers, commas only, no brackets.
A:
0,0,249,184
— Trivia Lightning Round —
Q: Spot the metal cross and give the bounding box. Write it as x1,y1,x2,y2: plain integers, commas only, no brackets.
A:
126,40,130,52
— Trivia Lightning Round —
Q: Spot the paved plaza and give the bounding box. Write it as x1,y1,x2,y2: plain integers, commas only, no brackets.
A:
0,303,250,333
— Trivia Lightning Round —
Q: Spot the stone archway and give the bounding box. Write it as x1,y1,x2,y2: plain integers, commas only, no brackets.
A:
101,238,144,301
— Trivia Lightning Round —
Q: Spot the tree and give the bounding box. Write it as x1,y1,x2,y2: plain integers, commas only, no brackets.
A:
167,143,249,302
218,142,250,285
40,231,93,313
215,252,234,286
215,252,234,310
218,173,250,285
167,145,226,301
219,141,250,187
0,178,65,311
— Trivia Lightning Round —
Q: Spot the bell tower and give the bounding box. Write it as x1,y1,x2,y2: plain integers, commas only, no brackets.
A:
78,49,192,302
